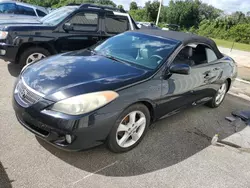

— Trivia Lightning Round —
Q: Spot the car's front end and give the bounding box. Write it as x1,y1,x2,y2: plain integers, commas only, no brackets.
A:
0,30,18,63
12,43,152,151
13,77,121,151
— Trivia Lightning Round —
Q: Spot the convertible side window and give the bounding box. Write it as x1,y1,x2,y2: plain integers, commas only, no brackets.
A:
172,46,195,66
173,44,218,67
205,48,218,63
192,44,208,65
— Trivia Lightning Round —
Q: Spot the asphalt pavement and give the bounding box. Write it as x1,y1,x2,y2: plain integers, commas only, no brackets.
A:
1,61,250,188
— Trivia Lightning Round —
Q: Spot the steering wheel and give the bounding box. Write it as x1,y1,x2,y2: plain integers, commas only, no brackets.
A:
150,55,163,64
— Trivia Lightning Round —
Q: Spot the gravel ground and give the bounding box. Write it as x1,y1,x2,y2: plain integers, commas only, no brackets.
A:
1,61,250,188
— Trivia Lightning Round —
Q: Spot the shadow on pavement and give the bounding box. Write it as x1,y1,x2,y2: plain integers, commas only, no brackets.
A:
7,63,21,77
0,161,13,188
37,98,247,177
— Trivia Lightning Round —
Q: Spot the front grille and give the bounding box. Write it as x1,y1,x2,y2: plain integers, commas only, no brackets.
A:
16,80,42,106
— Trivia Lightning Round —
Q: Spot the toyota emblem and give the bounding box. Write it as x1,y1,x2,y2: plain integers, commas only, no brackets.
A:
21,89,28,98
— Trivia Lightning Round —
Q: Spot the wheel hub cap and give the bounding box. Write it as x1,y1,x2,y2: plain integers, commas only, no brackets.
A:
215,83,227,105
116,111,146,148
26,53,46,65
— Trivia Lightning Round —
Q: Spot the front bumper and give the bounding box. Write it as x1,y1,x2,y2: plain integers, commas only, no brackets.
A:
0,43,18,62
13,94,121,151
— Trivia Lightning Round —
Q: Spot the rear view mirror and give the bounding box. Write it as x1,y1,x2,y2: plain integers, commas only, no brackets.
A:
169,64,190,75
63,22,73,31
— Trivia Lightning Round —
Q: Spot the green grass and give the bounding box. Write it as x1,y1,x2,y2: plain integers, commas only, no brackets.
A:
212,38,250,52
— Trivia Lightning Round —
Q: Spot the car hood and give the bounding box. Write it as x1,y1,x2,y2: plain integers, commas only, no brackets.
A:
21,50,151,101
0,22,54,31
0,18,41,25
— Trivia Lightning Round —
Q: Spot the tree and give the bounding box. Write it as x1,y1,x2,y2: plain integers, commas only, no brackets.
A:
165,0,200,29
198,3,222,20
23,0,60,7
231,11,246,23
98,0,116,7
23,0,117,8
130,2,138,10
230,24,250,43
118,5,124,10
145,0,160,22
129,9,147,21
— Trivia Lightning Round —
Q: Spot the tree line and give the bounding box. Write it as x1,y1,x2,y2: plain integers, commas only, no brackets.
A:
23,0,250,44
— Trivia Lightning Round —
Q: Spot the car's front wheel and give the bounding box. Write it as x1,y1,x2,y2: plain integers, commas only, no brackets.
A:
207,80,228,108
107,104,150,153
19,47,51,67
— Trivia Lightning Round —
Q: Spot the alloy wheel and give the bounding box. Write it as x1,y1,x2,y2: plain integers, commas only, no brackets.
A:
26,53,46,65
116,111,146,148
215,83,227,105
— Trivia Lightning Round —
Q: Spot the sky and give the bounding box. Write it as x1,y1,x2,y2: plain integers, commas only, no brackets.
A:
115,0,250,13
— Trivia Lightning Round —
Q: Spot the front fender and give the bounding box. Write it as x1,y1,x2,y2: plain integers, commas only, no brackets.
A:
13,35,55,46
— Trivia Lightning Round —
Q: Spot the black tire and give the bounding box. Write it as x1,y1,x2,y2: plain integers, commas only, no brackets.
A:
107,103,150,153
207,80,228,108
19,47,51,67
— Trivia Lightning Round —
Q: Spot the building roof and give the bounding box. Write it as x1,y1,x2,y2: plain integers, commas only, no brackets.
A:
132,29,223,58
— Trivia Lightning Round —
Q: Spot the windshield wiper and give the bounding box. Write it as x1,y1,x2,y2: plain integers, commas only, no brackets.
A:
87,48,97,54
102,54,128,64
87,49,128,64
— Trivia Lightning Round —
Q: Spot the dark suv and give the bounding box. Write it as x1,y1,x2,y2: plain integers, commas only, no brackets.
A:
0,4,137,66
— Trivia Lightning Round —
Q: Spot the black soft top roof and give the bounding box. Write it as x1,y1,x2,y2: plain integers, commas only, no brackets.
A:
131,29,223,58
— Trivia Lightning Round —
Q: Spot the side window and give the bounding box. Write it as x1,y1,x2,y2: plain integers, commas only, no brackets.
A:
36,9,47,17
205,48,218,63
17,5,36,16
192,44,208,65
105,15,129,34
0,3,17,14
69,12,98,32
172,46,195,67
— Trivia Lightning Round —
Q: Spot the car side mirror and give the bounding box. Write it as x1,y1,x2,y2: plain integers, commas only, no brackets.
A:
63,22,73,31
169,64,191,75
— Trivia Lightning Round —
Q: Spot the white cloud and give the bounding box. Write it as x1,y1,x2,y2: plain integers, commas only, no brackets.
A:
115,0,250,13
115,0,152,9
202,0,250,13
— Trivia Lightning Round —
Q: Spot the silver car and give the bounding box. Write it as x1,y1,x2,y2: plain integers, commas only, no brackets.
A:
0,0,48,24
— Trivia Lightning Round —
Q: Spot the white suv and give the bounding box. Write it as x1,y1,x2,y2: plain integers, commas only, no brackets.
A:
0,0,48,23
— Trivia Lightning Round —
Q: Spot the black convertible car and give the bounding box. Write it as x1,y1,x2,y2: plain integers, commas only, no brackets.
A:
13,30,237,153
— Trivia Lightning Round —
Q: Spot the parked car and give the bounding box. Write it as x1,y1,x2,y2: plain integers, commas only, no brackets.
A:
162,24,181,31
0,4,137,66
0,0,48,22
137,22,160,30
13,30,237,153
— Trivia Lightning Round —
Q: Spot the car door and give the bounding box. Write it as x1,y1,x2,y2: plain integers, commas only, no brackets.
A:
157,46,201,118
157,44,217,118
55,10,102,53
191,44,223,104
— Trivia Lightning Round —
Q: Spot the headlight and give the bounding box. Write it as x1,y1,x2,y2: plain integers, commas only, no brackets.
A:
51,91,119,115
0,31,8,39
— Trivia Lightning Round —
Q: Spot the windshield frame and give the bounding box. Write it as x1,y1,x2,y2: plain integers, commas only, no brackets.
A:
94,32,181,71
40,6,79,26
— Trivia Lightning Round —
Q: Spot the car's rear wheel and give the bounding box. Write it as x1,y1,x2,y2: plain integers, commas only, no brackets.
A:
19,47,50,67
207,80,228,108
107,104,150,153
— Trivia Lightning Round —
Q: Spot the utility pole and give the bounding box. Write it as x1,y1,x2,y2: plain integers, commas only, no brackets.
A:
156,0,163,26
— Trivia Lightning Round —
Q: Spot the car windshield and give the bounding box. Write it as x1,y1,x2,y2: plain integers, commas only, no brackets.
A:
94,32,180,70
40,6,78,26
